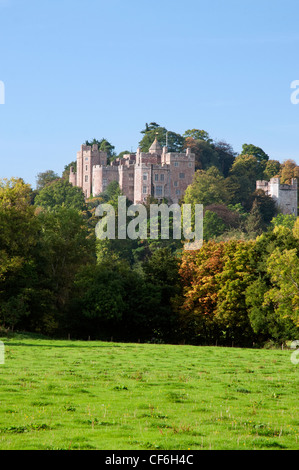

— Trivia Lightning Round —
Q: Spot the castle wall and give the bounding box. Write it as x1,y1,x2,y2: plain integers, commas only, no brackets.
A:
134,163,152,204
277,178,298,215
71,140,195,205
92,165,119,197
256,178,298,216
166,150,195,203
119,165,135,202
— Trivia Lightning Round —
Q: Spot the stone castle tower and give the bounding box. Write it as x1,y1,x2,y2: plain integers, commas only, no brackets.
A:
69,138,195,204
256,177,298,216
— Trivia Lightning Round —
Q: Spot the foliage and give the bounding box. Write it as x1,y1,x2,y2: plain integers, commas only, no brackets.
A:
241,143,269,163
139,124,184,153
36,170,59,190
271,213,297,230
183,167,228,207
34,179,86,211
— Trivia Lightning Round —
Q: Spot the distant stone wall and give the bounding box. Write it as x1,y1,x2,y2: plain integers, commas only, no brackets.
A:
256,178,298,216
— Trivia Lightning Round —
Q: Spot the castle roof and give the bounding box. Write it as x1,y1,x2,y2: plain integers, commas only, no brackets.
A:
149,137,162,154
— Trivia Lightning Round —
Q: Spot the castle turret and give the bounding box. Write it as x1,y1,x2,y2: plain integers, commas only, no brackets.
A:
149,138,162,156
69,166,76,186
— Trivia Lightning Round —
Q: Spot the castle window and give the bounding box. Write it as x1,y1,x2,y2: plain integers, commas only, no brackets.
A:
179,173,185,179
85,175,88,182
154,174,159,182
129,173,134,180
176,189,181,195
85,157,88,161
143,173,148,181
174,181,178,187
155,185,163,197
86,165,88,171
188,162,192,167
103,179,107,186
160,174,164,182
143,186,147,194
174,162,179,167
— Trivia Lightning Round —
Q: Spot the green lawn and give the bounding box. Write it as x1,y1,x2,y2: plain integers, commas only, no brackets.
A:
0,334,298,450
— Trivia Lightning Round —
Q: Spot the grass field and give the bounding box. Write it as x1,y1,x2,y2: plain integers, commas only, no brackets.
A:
0,334,298,450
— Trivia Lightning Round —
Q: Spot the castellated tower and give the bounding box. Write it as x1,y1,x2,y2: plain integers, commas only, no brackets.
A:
69,138,195,204
256,177,298,216
71,143,108,198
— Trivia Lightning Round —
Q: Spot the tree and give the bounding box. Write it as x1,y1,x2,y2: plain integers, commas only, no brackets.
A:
229,154,264,205
215,240,256,345
248,189,278,227
0,178,38,329
213,140,236,177
244,199,263,236
29,207,96,334
36,170,59,190
265,247,299,327
142,248,181,342
203,210,227,241
178,242,227,344
183,167,229,207
85,138,115,158
34,179,86,211
241,144,269,163
245,224,299,344
183,137,219,171
263,160,281,180
183,129,213,143
279,159,299,184
271,213,297,230
139,124,184,153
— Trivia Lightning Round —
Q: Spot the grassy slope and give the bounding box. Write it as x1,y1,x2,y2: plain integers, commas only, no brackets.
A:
0,334,298,450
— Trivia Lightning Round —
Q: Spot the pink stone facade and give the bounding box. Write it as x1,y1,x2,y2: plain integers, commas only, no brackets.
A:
69,138,195,204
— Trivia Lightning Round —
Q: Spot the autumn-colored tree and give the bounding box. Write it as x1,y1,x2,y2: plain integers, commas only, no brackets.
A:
178,242,227,344
279,159,299,184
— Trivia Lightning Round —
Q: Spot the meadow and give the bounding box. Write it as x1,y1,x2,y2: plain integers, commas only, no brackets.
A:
0,334,298,450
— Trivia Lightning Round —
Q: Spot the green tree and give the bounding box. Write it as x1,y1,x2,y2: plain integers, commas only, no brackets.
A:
85,138,115,158
36,170,59,190
0,178,38,330
265,247,299,328
215,240,256,345
241,144,269,163
263,160,281,180
29,207,96,333
184,137,220,171
271,213,297,230
34,179,86,211
203,210,227,241
183,167,228,207
244,199,263,237
139,124,184,153
228,154,264,205
183,129,213,143
142,248,181,342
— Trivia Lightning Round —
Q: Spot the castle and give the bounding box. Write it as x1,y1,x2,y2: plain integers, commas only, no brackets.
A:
69,138,195,204
256,177,298,216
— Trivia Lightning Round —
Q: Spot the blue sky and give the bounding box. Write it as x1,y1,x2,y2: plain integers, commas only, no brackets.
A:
1,0,299,188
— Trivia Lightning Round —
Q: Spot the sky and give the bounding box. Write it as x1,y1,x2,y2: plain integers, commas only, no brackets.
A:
1,0,299,188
